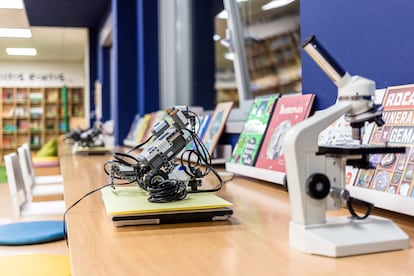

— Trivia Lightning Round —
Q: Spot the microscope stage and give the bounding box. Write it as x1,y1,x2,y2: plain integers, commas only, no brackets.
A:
317,145,406,156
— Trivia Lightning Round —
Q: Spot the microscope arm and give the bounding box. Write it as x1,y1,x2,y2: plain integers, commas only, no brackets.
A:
284,101,352,225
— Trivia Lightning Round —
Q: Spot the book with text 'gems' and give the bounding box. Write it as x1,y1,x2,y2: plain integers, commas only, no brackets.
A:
354,84,414,202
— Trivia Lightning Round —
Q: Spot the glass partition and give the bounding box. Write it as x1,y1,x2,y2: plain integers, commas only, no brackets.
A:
215,0,300,107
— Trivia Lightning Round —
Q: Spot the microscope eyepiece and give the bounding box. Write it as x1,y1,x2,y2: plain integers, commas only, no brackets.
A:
302,35,346,84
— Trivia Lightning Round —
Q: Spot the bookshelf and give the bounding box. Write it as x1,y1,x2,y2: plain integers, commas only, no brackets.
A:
246,28,301,95
0,86,84,157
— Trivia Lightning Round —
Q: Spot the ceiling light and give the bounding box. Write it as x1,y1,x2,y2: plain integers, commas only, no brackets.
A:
217,10,228,19
224,52,234,61
6,48,37,56
262,0,295,11
0,0,24,9
0,28,32,38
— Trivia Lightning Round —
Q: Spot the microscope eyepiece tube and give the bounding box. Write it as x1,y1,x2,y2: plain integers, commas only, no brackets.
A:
302,35,347,85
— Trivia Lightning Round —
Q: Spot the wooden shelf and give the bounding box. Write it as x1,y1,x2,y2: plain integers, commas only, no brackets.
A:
246,28,301,95
216,28,302,104
0,86,85,158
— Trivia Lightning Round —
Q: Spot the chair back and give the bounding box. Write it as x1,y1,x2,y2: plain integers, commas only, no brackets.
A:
21,143,36,177
18,145,36,194
4,153,29,217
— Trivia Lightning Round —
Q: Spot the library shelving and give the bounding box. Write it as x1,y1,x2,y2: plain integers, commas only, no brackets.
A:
0,86,84,157
246,28,301,95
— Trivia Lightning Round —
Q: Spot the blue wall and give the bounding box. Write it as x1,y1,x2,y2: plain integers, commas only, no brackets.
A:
301,0,414,110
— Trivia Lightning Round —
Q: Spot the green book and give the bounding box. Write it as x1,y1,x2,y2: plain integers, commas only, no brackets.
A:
230,94,280,166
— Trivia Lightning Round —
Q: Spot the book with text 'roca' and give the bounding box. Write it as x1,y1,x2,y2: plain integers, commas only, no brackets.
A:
354,84,414,199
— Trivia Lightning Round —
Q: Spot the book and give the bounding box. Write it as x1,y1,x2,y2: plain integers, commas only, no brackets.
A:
255,93,315,172
185,114,211,151
197,114,211,140
354,84,414,199
134,113,152,144
201,101,234,156
229,94,280,166
142,112,157,142
318,114,361,186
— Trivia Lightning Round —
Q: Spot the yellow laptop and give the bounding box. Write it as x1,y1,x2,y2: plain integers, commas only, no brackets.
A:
101,186,233,226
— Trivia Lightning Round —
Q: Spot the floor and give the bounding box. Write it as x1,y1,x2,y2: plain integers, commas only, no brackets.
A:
0,183,68,257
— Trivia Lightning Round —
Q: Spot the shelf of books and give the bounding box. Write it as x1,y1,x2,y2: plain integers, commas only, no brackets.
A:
246,28,302,96
225,93,315,186
0,86,84,158
346,86,414,216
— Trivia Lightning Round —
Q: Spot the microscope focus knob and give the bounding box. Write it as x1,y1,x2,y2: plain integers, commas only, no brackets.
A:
306,173,331,200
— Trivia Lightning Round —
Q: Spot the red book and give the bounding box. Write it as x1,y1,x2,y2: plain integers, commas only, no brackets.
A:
255,93,315,172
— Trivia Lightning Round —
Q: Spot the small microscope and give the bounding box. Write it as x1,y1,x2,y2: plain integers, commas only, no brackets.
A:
283,36,409,257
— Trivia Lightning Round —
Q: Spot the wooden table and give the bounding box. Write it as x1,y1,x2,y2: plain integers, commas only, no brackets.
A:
60,145,414,276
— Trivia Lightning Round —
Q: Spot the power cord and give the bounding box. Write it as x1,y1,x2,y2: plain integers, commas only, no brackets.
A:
346,196,374,220
63,182,121,247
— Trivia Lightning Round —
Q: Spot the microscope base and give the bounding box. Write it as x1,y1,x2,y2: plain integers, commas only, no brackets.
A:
289,216,409,257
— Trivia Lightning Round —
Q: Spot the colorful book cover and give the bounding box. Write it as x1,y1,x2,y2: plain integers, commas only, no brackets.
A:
354,84,414,198
197,114,211,140
230,94,279,166
185,114,211,151
255,93,315,171
202,101,234,155
318,115,361,186
142,112,157,142
134,113,152,143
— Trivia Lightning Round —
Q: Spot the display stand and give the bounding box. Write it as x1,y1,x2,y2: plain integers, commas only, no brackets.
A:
225,162,286,186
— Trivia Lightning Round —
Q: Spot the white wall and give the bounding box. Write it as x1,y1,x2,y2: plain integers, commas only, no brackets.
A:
0,60,85,87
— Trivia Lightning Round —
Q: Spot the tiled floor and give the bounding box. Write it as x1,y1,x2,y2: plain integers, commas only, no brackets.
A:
0,184,68,256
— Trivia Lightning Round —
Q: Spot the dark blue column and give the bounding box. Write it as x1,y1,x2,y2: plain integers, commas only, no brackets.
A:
101,47,111,122
112,0,138,144
190,0,220,110
136,0,159,114
89,28,98,126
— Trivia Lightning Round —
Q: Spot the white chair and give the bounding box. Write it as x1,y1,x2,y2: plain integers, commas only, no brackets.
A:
4,153,66,217
20,143,63,185
17,146,64,200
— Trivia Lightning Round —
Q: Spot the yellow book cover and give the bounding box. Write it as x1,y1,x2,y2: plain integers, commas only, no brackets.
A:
134,113,151,143
101,186,233,215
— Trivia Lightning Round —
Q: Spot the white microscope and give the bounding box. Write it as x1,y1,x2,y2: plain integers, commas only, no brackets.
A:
283,35,409,257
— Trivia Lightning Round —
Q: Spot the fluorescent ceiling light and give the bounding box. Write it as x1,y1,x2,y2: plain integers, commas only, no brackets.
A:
217,0,249,19
6,48,37,56
262,0,295,11
0,28,32,38
224,52,234,61
217,10,228,19
0,0,24,9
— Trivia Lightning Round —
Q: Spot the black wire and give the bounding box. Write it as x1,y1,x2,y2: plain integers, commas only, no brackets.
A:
63,183,114,247
347,196,374,220
126,135,154,154
147,179,187,203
